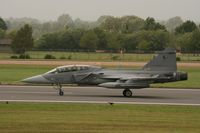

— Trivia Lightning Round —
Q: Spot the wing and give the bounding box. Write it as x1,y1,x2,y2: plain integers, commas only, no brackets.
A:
73,72,103,83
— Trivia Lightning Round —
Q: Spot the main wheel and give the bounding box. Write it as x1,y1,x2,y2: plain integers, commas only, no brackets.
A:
123,89,132,97
59,90,64,96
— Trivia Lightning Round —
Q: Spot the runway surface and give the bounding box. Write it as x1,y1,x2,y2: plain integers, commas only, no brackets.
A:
0,85,200,106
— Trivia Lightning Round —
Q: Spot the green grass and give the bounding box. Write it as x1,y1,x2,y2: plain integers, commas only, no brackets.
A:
0,103,200,133
0,64,199,88
1,51,200,61
0,65,54,84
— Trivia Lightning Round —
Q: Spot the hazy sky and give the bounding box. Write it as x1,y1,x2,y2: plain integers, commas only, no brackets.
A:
0,0,200,21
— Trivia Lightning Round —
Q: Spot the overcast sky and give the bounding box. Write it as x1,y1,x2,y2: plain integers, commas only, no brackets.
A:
0,0,200,22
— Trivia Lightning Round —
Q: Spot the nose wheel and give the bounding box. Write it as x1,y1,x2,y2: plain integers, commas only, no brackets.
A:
123,89,132,97
53,83,64,96
59,89,64,96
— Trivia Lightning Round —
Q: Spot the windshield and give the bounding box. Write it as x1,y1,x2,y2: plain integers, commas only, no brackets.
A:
46,68,58,74
46,65,90,74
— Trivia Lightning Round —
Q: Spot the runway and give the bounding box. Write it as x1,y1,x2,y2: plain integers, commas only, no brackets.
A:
0,85,200,106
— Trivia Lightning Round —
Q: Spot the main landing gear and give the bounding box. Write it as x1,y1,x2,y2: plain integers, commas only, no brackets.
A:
53,83,64,96
123,89,132,97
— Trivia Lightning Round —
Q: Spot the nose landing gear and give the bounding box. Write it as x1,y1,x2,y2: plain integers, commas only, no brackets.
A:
53,83,64,96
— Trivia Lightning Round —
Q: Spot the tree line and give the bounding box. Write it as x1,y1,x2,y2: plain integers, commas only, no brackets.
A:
0,14,200,54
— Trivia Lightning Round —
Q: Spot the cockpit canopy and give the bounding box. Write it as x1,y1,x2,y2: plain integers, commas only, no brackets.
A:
46,65,101,74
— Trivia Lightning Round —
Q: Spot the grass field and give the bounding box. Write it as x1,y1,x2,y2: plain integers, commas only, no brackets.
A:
0,65,53,84
0,51,155,61
1,51,200,62
0,103,200,133
0,64,199,88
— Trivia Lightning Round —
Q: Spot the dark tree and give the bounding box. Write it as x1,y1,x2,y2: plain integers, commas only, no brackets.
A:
0,17,7,30
106,32,122,50
120,34,138,51
189,30,200,51
101,16,121,32
137,30,169,51
80,30,98,50
59,29,84,50
0,29,5,38
35,29,85,50
93,28,107,50
11,24,33,54
175,20,197,34
35,33,59,49
143,17,166,31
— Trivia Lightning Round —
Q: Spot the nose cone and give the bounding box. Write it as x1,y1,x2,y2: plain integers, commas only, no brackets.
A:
22,75,50,84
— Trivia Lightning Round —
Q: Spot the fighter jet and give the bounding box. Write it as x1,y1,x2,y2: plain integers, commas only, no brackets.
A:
22,48,188,97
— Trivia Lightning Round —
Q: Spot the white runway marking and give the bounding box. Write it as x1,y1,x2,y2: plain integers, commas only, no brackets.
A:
0,91,73,94
0,100,200,106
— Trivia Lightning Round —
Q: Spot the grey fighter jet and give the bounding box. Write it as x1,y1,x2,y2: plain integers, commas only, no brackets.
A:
22,48,188,97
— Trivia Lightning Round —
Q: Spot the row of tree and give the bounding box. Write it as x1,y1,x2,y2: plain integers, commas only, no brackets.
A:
0,15,174,37
1,14,200,54
35,17,200,52
35,28,170,52
4,15,185,38
32,15,170,51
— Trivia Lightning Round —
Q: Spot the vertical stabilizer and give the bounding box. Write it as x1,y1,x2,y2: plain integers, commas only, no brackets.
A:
143,48,177,71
